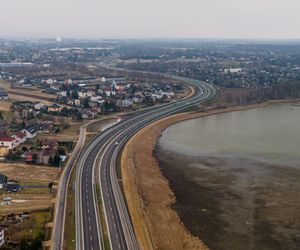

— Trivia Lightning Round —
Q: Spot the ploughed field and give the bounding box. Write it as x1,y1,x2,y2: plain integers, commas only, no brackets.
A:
156,104,300,250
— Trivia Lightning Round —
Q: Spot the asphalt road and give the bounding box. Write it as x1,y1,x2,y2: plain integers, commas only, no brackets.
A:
51,118,119,250
51,122,87,250
76,77,216,250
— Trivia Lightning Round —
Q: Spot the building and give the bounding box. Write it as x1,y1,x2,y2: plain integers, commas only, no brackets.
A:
78,90,87,99
0,88,8,100
5,182,20,192
0,120,8,132
0,134,16,149
48,104,63,112
11,131,27,145
34,102,45,110
21,126,37,139
0,226,5,248
0,147,9,157
0,92,8,100
0,174,8,189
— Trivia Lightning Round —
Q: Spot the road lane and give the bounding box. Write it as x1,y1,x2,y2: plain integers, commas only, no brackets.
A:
76,78,216,250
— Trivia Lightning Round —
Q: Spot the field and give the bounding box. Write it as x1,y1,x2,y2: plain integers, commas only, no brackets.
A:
37,121,83,141
0,101,11,112
0,163,60,216
0,79,57,105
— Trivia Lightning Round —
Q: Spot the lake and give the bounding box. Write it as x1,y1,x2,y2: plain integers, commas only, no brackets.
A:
156,104,300,250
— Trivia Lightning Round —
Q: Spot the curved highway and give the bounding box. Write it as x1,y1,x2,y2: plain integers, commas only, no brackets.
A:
76,77,217,250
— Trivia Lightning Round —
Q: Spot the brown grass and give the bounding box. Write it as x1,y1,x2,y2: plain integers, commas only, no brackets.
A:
0,163,60,183
0,163,60,216
0,101,11,111
121,115,208,250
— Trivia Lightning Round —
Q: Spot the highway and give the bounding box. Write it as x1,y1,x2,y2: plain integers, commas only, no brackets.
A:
51,122,87,250
75,77,216,250
51,118,120,250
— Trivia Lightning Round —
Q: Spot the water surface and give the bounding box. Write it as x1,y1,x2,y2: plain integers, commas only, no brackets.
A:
159,104,300,167
156,104,300,250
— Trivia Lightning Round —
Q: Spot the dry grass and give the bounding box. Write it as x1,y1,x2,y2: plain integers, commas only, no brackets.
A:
9,94,54,106
0,80,57,105
0,162,60,216
121,115,208,250
0,163,60,183
0,101,11,111
0,80,10,90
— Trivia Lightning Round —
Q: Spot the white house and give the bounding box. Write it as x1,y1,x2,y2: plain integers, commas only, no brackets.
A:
74,99,81,106
60,91,68,97
0,93,8,100
0,226,5,247
11,132,27,146
46,79,54,85
0,134,17,149
90,96,102,102
78,90,87,99
87,90,96,97
34,102,45,110
21,126,37,139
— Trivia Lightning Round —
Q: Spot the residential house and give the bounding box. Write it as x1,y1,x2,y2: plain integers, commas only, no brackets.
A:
39,148,57,165
46,79,54,85
74,99,81,106
37,121,54,133
114,83,130,92
90,96,102,102
26,139,58,165
21,126,37,139
6,182,20,192
0,120,8,132
34,102,45,110
60,91,68,97
78,90,86,99
0,226,5,248
0,174,8,189
0,92,8,100
50,84,60,91
86,90,96,97
48,104,63,112
67,99,74,106
0,147,9,157
121,99,133,108
11,131,27,145
0,88,8,100
0,134,16,149
82,109,97,119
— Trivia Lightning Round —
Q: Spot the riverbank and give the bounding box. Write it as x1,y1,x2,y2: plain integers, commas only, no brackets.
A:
121,99,300,250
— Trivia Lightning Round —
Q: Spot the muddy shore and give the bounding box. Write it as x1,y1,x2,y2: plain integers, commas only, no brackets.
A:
155,149,300,250
121,100,300,250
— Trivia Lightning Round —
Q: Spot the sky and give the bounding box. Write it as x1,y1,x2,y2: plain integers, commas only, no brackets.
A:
1,0,300,39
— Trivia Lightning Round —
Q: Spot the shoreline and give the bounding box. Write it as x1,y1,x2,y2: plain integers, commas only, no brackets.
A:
120,98,299,250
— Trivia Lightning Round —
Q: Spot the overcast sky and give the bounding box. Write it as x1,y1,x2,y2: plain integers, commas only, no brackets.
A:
1,0,299,39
